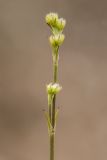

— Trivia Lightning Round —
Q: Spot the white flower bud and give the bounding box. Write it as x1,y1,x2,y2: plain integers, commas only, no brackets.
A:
47,83,62,95
49,34,65,47
56,18,66,31
45,13,58,26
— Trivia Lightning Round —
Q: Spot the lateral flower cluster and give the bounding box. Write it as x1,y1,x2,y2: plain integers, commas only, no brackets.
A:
47,83,62,95
45,13,66,48
47,83,62,107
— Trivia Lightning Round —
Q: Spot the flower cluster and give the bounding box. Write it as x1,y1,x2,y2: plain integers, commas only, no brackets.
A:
47,83,62,95
45,12,65,106
45,13,66,48
49,34,65,47
46,83,62,107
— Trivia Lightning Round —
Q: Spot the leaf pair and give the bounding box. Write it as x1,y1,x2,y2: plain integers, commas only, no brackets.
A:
45,109,59,135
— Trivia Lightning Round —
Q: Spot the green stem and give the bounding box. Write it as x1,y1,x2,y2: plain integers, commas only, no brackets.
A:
53,48,59,83
52,95,56,128
53,63,58,83
50,48,58,160
50,132,55,160
48,95,52,123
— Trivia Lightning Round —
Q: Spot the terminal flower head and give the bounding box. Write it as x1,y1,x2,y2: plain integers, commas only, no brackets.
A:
56,18,66,31
45,13,58,27
45,12,66,34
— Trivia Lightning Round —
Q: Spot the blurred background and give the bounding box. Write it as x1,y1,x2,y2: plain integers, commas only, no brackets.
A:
0,0,107,160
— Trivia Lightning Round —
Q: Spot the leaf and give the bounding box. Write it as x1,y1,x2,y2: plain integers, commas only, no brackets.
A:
54,108,59,129
45,112,52,134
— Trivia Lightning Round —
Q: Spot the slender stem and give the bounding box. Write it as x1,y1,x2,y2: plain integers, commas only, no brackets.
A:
48,95,52,123
49,103,52,123
50,132,54,160
52,95,56,128
52,60,58,128
50,48,58,160
53,63,58,83
53,48,59,83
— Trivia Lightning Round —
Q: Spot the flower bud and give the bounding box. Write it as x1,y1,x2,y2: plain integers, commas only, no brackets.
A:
56,18,66,31
45,13,58,26
49,34,65,47
47,83,62,95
